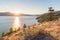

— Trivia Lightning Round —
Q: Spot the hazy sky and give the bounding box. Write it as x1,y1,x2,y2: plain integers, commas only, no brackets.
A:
0,0,60,14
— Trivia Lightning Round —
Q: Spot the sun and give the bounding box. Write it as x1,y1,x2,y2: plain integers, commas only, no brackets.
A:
11,11,20,15
15,11,20,14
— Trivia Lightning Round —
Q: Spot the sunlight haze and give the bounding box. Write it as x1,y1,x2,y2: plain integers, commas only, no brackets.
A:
0,0,60,14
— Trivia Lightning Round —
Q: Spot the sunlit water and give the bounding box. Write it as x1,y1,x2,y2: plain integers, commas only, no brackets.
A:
12,17,22,30
0,16,38,36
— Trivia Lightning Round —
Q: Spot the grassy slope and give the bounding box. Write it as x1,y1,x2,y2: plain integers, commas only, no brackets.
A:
1,19,60,40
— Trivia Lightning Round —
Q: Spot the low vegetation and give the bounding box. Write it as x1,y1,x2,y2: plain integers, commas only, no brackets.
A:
2,27,20,37
2,32,7,37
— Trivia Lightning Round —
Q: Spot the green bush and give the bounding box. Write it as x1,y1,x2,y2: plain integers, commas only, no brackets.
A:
2,32,7,37
9,27,14,33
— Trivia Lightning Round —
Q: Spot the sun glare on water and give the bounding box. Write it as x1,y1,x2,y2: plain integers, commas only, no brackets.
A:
12,16,22,30
11,11,22,30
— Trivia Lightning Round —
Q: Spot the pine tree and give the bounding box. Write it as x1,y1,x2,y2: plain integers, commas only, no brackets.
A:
23,24,26,32
48,7,54,21
23,24,26,28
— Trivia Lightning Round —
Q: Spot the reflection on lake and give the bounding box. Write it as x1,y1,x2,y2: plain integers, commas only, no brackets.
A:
0,16,38,36
12,17,22,30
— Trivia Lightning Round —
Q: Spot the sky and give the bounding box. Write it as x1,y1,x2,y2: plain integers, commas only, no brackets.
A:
0,0,60,14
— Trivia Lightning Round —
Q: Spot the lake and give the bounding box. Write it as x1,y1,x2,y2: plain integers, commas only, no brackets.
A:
0,16,38,36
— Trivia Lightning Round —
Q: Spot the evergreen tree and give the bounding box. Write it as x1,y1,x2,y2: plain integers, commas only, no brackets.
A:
48,7,54,21
23,24,26,32
23,24,26,28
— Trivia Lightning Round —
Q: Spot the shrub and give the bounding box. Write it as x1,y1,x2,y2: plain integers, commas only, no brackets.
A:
9,27,14,33
2,32,7,37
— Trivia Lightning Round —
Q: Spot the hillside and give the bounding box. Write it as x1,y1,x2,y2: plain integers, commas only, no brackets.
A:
0,19,60,40
36,11,60,23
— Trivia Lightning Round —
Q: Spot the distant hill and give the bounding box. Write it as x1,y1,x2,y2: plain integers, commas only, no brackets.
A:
0,12,39,16
45,11,60,16
36,11,60,23
37,11,60,18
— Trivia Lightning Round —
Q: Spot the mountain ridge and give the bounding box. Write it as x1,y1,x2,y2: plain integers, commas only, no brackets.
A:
0,12,39,16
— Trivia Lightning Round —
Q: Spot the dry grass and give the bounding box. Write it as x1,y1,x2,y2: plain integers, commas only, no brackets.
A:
1,19,60,40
